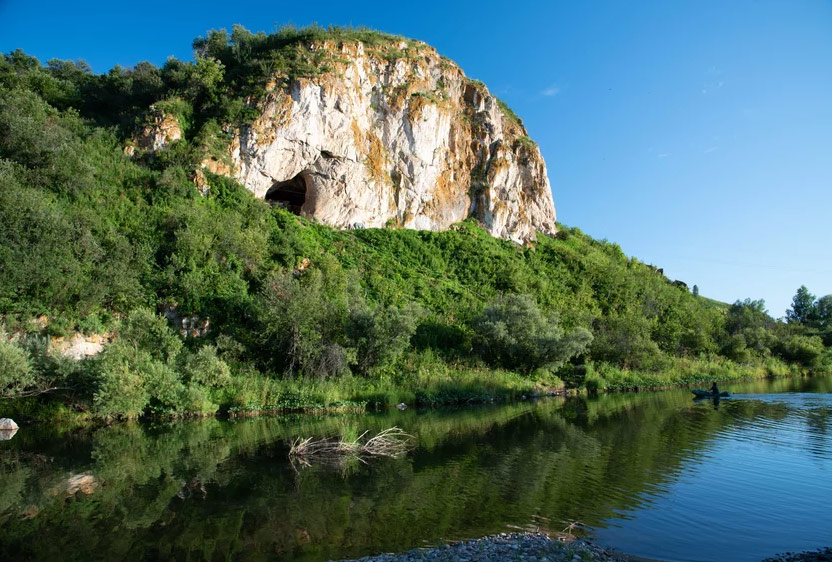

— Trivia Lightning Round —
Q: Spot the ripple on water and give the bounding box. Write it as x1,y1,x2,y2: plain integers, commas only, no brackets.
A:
593,390,832,562
1,378,831,562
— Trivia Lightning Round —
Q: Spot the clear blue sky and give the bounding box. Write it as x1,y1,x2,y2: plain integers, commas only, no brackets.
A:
2,0,831,316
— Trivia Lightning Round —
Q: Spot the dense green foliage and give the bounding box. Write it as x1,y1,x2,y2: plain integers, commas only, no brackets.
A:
1,29,830,420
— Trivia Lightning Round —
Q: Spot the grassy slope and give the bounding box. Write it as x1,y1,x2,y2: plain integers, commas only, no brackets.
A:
1,28,824,422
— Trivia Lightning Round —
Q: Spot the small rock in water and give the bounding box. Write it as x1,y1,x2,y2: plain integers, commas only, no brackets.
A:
396,403,407,410
0,418,18,430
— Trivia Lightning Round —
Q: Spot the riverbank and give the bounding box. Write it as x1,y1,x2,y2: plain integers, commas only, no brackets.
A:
336,532,832,562
336,533,646,562
3,375,831,560
0,356,816,425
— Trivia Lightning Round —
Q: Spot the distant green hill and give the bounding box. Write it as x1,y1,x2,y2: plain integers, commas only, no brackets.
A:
1,28,829,421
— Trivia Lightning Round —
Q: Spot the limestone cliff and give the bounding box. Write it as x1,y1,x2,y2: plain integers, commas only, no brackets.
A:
153,39,557,242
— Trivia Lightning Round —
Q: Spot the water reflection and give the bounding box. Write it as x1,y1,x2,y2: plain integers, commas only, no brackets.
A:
0,376,830,561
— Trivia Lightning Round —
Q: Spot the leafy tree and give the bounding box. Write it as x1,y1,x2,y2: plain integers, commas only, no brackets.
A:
787,286,816,325
347,304,420,376
255,259,356,378
813,295,832,329
473,294,592,372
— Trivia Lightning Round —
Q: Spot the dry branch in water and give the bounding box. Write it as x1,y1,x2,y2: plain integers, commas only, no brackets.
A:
289,427,412,467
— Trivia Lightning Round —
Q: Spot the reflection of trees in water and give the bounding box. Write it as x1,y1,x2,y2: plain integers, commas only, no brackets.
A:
0,377,828,561
804,405,831,462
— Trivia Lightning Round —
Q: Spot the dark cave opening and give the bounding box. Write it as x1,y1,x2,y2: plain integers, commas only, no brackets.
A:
265,173,308,214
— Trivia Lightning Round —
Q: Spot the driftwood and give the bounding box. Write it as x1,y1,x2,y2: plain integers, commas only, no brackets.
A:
289,427,412,467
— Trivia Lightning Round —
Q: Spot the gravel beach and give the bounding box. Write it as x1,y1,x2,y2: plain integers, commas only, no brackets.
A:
337,532,647,562
763,548,832,562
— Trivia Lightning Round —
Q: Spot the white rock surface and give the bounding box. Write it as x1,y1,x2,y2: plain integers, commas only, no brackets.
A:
0,418,19,430
225,41,557,242
51,333,109,360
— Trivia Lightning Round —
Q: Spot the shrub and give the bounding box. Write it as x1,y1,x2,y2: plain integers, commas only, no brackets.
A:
0,338,34,397
182,345,232,389
179,384,218,415
90,342,150,419
347,304,420,376
775,334,824,367
255,262,355,378
590,314,663,370
119,308,182,364
583,368,608,393
143,360,186,416
472,294,592,373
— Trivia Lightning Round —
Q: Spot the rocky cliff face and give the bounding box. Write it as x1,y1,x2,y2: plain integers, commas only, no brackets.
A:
148,40,557,242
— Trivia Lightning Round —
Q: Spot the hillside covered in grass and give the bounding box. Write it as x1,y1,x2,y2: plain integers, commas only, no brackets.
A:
1,26,830,421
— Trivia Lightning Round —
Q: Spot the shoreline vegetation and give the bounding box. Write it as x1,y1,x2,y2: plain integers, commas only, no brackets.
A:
1,25,831,424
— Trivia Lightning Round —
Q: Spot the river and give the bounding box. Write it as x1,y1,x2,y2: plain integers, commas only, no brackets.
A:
1,375,830,561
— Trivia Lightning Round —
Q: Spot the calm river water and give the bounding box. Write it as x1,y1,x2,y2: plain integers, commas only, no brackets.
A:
1,376,831,561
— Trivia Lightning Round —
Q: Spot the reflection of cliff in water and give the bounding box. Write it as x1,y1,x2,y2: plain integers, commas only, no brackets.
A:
0,381,822,562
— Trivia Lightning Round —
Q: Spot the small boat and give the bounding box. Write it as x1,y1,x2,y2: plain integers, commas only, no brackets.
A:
692,389,730,398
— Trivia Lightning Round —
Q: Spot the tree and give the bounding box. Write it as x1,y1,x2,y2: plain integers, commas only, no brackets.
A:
814,295,832,329
786,286,816,325
590,313,663,370
722,299,775,358
347,304,420,376
692,285,699,297
255,260,355,379
472,294,592,372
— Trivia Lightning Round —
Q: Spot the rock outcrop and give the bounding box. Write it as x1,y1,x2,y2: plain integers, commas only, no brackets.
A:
135,107,183,152
51,333,110,360
141,39,558,242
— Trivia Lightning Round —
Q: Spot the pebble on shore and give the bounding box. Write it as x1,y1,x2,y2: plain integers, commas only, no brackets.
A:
335,532,637,562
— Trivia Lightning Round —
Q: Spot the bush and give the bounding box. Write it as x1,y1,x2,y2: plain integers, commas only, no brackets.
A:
529,365,564,387
0,338,34,397
591,314,663,370
90,342,150,419
178,384,218,415
473,294,591,373
143,360,186,416
254,262,355,378
775,334,824,367
347,304,420,376
119,308,182,364
182,345,231,389
583,368,608,393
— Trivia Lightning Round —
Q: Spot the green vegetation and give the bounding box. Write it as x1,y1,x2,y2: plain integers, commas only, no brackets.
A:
1,28,830,421
513,135,538,150
496,98,523,127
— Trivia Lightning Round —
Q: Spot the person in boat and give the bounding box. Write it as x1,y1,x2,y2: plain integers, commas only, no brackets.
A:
710,382,720,396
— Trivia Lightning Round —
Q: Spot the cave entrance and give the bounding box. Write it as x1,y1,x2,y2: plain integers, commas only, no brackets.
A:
265,173,308,214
